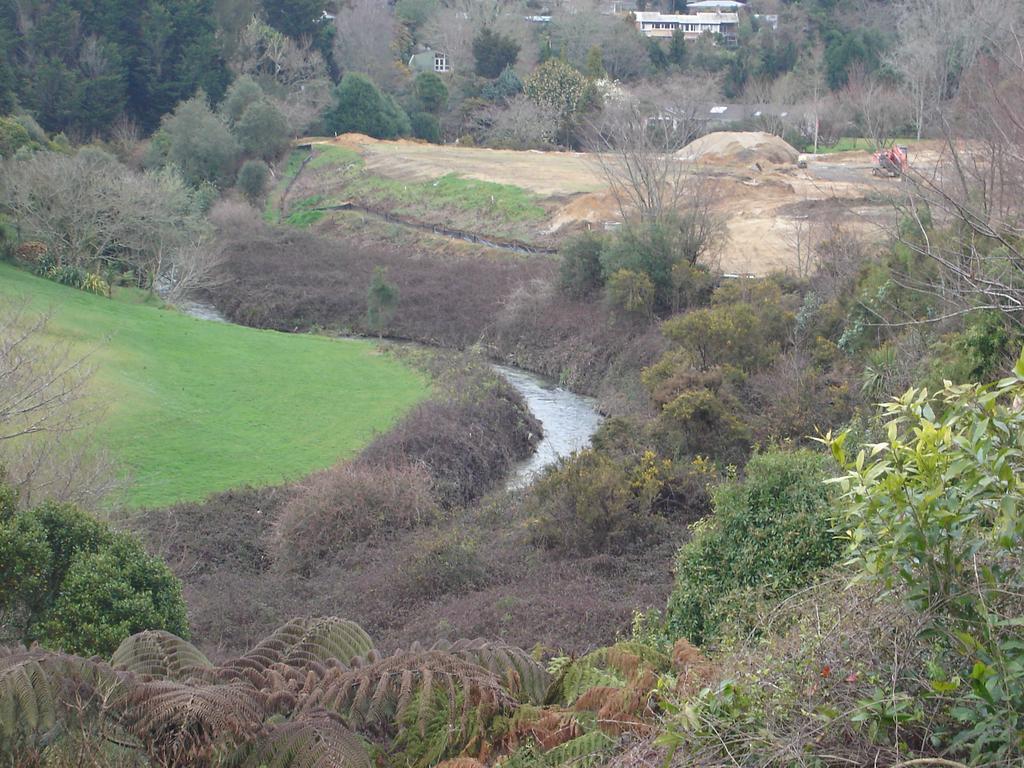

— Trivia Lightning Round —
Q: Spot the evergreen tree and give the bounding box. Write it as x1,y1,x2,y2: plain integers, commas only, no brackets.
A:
323,73,410,139
367,266,399,337
668,29,688,68
472,27,521,79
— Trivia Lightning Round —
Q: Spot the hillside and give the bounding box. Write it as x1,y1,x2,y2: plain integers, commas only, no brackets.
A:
0,264,429,508
275,133,923,274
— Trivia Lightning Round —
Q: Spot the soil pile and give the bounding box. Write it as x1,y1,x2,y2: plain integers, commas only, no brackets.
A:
678,131,800,166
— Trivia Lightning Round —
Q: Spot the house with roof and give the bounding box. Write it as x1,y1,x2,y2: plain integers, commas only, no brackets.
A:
686,0,746,11
408,49,451,74
632,11,739,44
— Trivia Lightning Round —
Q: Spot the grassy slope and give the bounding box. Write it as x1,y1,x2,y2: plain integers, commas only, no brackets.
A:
282,145,547,240
0,264,429,508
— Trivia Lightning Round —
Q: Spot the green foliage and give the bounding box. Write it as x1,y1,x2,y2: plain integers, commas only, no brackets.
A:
367,265,399,337
410,111,441,143
527,449,701,557
666,450,838,644
584,46,605,79
600,218,723,314
234,99,290,161
473,27,521,79
220,76,264,125
655,386,751,465
396,0,438,30
558,231,606,299
413,72,448,114
827,361,1024,761
668,30,688,68
661,282,794,372
0,490,188,656
236,159,270,203
261,0,325,40
606,268,655,317
40,537,189,657
481,65,524,103
524,59,587,118
149,95,240,187
324,73,411,140
0,116,33,158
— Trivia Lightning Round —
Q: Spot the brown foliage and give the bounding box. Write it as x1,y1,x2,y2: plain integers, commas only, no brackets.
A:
272,462,438,573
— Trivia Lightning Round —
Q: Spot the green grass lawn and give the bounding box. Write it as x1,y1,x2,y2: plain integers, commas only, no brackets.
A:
0,264,429,509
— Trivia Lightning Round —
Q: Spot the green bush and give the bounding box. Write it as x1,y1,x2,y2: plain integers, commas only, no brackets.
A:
0,488,188,656
558,231,606,299
148,95,240,187
606,268,655,317
0,115,33,158
236,159,270,203
527,449,706,557
410,111,441,143
323,73,410,140
828,362,1024,762
234,98,290,161
413,72,448,113
665,449,838,645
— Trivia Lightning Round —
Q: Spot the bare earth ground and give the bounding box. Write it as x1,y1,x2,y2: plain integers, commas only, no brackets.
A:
307,134,945,275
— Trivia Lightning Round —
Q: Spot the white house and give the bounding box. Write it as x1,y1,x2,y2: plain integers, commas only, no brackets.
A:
633,11,739,43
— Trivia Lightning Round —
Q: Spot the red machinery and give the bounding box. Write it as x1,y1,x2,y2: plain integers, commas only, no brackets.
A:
872,145,909,177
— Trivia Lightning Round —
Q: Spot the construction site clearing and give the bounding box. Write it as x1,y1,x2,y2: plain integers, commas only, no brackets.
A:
299,131,940,276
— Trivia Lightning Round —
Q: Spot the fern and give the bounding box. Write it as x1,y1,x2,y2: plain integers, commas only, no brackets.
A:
433,639,551,705
223,618,375,675
0,648,124,756
111,630,212,680
540,729,615,768
314,650,515,734
393,685,486,768
227,709,371,768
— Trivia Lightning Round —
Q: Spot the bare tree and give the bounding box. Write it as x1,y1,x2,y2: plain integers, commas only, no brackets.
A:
334,0,405,90
0,303,118,509
883,11,1024,326
0,151,212,297
234,17,332,135
841,66,911,151
483,95,560,149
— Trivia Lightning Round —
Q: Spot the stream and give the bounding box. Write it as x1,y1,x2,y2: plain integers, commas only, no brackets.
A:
171,299,604,487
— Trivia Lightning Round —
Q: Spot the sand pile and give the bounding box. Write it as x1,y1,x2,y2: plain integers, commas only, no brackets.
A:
678,131,800,166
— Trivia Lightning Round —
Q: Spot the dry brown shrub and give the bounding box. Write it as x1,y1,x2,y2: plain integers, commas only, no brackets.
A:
273,462,438,572
503,708,583,752
671,639,715,699
436,759,486,768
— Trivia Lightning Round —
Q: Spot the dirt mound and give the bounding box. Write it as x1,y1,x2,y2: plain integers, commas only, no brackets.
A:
549,191,622,232
678,131,800,166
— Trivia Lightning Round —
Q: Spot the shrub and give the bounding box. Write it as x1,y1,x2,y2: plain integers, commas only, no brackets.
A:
0,115,33,158
654,385,752,465
558,231,606,299
273,462,438,573
220,75,264,124
410,111,441,143
148,94,240,187
400,532,490,600
234,99,290,161
0,491,188,656
323,73,410,140
473,27,520,79
606,268,655,318
414,72,448,113
236,159,270,203
480,66,523,103
661,301,791,373
527,449,708,557
828,363,1024,762
665,449,838,645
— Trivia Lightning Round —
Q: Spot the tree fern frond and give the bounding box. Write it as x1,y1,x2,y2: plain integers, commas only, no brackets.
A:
118,680,266,764
316,650,515,734
224,618,375,677
0,648,123,755
435,639,551,705
111,630,212,680
540,729,615,768
227,709,371,768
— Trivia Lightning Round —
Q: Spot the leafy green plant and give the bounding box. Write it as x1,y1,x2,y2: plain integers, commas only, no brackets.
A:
827,354,1024,762
666,450,838,645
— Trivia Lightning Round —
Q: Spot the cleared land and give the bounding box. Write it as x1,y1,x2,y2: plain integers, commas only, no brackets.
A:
0,264,429,508
288,133,940,274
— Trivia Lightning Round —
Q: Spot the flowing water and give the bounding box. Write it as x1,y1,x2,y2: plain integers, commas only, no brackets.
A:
169,298,604,486
492,365,603,488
